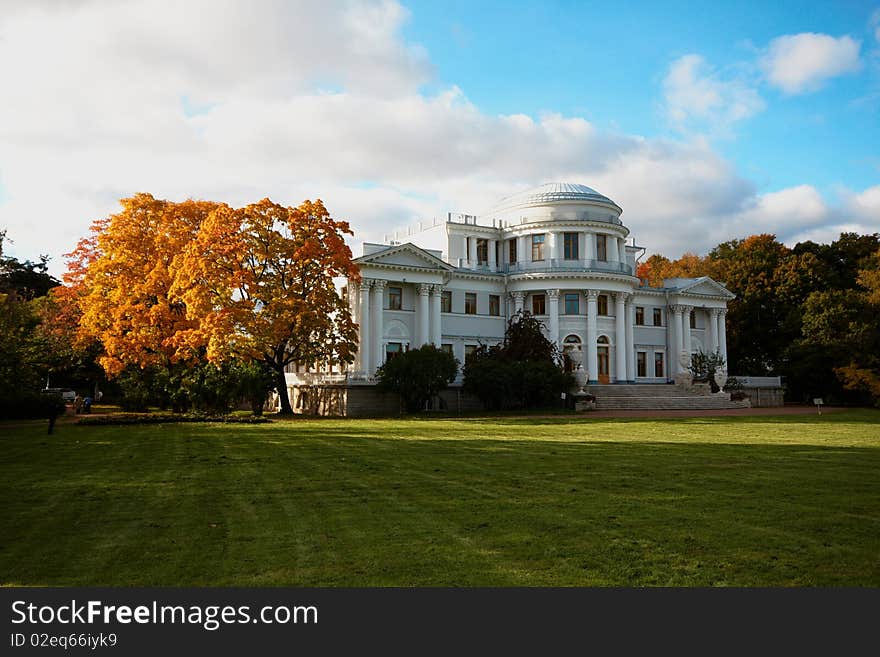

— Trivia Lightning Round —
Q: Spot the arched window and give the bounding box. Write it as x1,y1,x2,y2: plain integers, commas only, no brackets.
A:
563,334,581,345
597,335,609,345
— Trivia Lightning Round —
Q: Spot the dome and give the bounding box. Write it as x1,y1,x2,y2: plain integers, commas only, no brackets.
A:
491,182,619,214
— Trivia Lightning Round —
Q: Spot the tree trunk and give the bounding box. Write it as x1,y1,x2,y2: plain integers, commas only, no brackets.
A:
275,367,293,415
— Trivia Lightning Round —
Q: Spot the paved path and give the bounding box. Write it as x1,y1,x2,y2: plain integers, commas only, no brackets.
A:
574,405,845,419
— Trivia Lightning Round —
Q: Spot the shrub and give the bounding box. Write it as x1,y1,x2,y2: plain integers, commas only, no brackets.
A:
77,413,270,426
376,345,458,413
463,311,574,410
0,391,66,420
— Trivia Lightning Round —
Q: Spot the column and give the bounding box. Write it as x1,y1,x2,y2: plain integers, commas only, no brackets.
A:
680,305,692,370
586,290,599,384
607,236,618,263
467,236,477,268
430,285,442,347
417,283,430,346
618,238,627,264
625,297,635,382
358,280,371,374
511,290,525,315
718,309,728,371
671,305,684,375
585,232,596,263
548,232,558,264
371,279,386,374
517,235,527,265
614,292,628,383
708,308,719,355
547,289,560,346
488,238,497,271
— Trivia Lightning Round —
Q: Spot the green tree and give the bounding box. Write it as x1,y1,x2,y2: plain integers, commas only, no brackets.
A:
376,345,458,413
463,311,574,410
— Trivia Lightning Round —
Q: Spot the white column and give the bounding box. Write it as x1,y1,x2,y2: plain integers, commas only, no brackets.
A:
488,238,497,271
460,235,468,267
371,279,386,373
586,290,599,383
417,283,430,346
520,235,530,264
548,232,558,264
625,297,635,382
547,289,560,346
671,305,683,375
467,236,477,268
430,285,442,347
511,291,525,316
607,236,619,263
708,308,719,355
358,280,371,374
586,232,596,263
618,238,626,264
614,292,628,383
680,305,692,369
718,309,728,371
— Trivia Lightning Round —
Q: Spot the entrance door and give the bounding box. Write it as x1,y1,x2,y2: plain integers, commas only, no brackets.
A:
597,346,610,384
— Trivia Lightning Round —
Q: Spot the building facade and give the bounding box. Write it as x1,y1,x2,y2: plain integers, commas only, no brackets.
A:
289,182,734,390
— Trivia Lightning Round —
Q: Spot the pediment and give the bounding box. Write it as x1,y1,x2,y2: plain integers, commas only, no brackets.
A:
355,243,453,271
674,276,735,299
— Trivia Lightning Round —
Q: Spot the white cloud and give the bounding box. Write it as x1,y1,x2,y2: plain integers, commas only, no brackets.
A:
0,0,874,273
662,54,764,133
871,9,880,42
761,32,862,94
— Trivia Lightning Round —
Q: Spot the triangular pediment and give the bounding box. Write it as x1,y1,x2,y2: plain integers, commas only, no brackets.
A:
673,276,735,299
355,243,454,271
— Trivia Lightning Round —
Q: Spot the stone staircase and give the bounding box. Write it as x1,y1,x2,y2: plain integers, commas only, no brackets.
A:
584,383,751,411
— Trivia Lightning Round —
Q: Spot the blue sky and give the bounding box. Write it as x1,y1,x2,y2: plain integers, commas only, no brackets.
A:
403,0,880,195
0,0,878,273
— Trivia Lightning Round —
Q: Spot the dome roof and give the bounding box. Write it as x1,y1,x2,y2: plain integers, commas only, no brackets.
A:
491,182,618,213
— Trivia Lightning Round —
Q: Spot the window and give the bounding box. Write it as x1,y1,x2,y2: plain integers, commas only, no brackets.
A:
476,239,488,265
386,342,402,361
441,290,452,313
465,292,477,315
597,294,608,316
495,241,501,266
654,352,664,378
653,308,662,326
690,311,696,329
531,234,545,261
489,294,500,316
635,307,645,325
563,232,579,260
596,234,607,261
564,293,579,315
464,344,477,362
637,351,647,377
532,293,546,315
441,344,453,355
508,238,517,264
388,286,402,310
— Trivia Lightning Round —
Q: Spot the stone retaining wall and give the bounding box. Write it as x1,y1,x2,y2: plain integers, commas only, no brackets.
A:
287,384,484,417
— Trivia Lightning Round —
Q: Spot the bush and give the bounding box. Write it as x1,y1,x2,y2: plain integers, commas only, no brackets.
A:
77,413,270,426
376,345,458,413
463,311,574,410
0,391,66,420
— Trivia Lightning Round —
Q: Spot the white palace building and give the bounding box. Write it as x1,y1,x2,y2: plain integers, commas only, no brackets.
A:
285,183,755,414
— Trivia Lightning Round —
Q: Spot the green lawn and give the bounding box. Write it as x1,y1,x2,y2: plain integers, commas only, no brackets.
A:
2,410,879,586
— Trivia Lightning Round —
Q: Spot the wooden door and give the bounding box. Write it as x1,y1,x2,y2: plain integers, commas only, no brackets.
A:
598,347,610,384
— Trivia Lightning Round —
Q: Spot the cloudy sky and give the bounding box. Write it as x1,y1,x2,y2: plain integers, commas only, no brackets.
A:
1,0,879,275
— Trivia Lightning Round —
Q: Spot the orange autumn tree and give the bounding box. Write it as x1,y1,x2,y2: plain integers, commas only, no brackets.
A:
170,198,359,414
76,194,221,376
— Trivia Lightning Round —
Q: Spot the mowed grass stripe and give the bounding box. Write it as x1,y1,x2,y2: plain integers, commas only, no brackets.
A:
1,410,878,586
